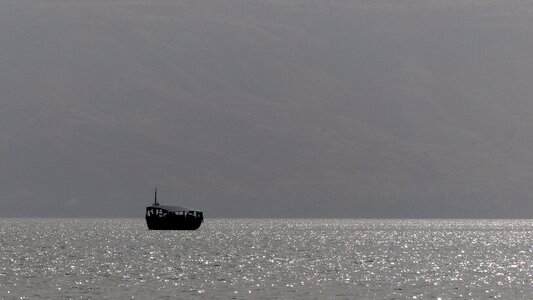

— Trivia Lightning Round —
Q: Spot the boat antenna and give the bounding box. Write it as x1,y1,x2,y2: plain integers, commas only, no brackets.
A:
154,187,159,206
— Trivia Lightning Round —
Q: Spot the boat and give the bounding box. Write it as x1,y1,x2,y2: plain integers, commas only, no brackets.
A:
145,188,203,230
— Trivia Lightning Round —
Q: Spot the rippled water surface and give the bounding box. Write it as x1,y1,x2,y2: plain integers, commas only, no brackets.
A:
1,219,532,299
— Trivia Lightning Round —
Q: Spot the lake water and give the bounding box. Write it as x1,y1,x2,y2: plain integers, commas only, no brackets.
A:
0,219,531,299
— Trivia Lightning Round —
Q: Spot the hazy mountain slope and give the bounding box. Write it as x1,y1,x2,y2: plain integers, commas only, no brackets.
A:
1,0,533,217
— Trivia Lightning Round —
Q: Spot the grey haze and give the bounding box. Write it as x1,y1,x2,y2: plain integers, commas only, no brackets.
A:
1,0,533,218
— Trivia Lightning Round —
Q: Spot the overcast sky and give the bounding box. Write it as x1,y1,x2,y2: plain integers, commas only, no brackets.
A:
1,0,533,218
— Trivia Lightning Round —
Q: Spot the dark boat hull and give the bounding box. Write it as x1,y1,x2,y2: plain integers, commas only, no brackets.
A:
146,215,202,230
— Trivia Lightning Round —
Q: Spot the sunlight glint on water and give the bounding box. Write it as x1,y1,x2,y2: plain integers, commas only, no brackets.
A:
0,219,532,298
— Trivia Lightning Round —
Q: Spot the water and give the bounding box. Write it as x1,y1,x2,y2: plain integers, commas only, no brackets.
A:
0,219,531,299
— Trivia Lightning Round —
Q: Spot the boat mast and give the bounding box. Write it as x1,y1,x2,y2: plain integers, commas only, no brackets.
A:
154,187,159,206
